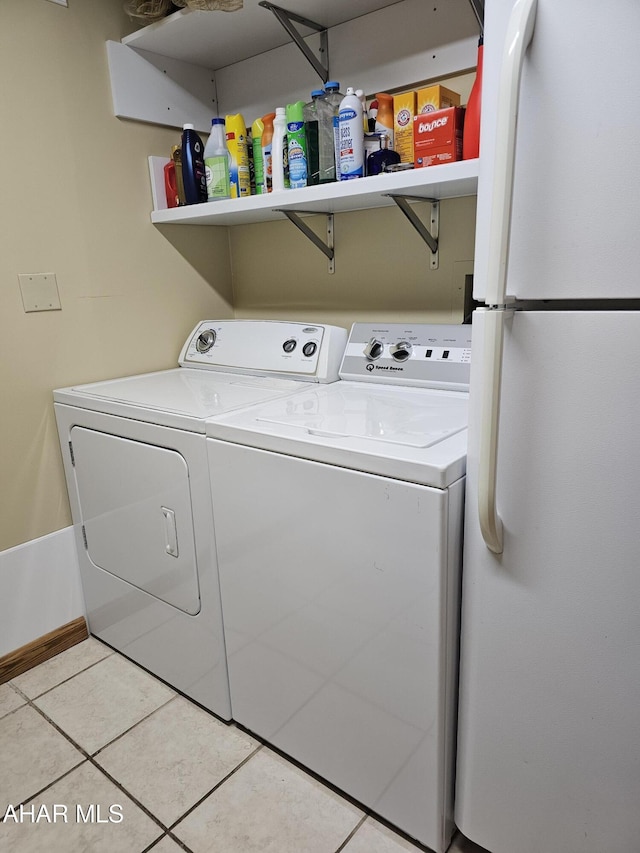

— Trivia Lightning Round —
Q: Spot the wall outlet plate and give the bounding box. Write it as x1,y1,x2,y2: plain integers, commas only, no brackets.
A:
18,273,62,312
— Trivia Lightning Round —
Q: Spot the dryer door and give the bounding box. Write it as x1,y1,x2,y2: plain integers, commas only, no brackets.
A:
70,426,200,615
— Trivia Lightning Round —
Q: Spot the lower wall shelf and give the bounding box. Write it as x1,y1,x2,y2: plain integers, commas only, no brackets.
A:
149,157,479,226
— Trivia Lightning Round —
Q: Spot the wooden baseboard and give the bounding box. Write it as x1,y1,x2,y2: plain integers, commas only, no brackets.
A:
0,617,88,685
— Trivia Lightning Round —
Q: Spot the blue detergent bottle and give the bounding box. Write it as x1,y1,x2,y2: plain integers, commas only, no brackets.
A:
181,123,207,204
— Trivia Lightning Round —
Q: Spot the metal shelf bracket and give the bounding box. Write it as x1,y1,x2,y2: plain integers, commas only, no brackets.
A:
259,1,329,83
276,210,335,274
386,194,440,270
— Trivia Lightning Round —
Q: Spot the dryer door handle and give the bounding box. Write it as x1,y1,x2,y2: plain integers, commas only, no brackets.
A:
161,507,179,558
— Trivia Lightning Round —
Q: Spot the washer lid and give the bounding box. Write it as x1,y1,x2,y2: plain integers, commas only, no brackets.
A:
207,381,468,488
54,368,305,431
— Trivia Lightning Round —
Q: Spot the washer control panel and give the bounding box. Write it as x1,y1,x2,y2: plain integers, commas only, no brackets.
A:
179,320,348,383
340,323,471,389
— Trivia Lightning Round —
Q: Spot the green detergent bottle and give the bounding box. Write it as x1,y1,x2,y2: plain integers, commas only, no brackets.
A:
286,101,308,189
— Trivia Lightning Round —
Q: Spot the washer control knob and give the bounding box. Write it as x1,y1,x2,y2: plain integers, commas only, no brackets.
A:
302,341,317,357
389,341,412,362
363,338,384,361
196,328,216,353
283,338,297,353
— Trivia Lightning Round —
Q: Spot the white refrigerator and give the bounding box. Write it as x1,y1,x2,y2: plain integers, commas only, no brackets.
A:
455,1,640,852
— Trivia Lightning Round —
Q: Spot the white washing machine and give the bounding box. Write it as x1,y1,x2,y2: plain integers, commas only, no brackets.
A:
54,320,347,720
205,322,471,851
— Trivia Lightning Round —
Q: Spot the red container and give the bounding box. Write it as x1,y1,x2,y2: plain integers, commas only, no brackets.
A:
164,160,179,208
463,40,483,159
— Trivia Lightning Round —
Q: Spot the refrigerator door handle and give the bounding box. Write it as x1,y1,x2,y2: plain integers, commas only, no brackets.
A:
478,309,507,554
478,0,537,554
485,0,537,307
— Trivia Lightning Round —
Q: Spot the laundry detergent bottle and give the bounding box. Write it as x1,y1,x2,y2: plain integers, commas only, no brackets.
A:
181,123,207,204
203,118,231,201
338,87,364,180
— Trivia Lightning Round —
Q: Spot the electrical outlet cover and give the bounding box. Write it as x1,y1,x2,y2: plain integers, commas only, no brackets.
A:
18,273,62,312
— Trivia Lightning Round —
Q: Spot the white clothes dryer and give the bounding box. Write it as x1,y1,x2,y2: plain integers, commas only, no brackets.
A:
54,320,347,719
205,322,471,849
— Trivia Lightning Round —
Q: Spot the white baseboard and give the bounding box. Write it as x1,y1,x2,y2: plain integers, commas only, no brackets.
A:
0,527,84,657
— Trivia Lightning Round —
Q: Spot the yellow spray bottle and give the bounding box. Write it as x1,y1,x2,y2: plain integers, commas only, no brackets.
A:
225,114,250,198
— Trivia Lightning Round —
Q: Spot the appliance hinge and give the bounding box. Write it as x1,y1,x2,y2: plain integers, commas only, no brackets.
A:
81,525,88,549
385,194,440,270
68,441,75,466
275,209,335,274
259,1,329,83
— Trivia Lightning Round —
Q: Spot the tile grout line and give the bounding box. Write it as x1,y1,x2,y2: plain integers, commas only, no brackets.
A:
6,758,87,813
90,694,179,758
13,693,171,843
165,741,265,835
334,813,369,853
86,758,174,843
141,830,195,853
8,644,115,702
10,682,267,851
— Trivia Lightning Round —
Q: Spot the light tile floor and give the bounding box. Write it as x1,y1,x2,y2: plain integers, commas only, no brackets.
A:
0,639,490,853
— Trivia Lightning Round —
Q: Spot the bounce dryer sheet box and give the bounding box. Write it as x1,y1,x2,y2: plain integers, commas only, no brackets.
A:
414,107,465,168
416,85,461,114
393,91,417,163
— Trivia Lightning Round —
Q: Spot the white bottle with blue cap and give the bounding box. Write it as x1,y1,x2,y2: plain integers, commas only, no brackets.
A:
338,87,364,180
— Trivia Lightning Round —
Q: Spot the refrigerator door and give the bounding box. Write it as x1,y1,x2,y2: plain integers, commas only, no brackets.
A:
475,0,640,302
456,309,640,853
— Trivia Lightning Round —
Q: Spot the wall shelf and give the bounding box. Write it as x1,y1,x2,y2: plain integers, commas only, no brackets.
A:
110,0,479,131
150,159,479,227
129,0,481,276
121,1,414,71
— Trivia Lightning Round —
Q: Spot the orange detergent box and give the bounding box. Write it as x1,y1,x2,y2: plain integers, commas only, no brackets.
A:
416,84,460,114
393,91,417,163
413,107,465,168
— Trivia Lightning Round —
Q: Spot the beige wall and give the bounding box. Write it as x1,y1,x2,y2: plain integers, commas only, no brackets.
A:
230,197,476,329
0,0,233,551
0,1,476,554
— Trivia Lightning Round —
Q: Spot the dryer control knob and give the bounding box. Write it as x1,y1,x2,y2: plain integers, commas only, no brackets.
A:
283,339,297,353
196,329,216,353
302,341,317,357
363,338,384,360
390,341,412,362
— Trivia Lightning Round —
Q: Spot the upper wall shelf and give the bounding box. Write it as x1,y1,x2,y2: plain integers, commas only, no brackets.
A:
122,0,404,71
150,159,479,227
110,0,479,131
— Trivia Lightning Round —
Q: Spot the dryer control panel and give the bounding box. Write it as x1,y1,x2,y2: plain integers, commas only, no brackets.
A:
340,323,471,390
179,320,348,383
